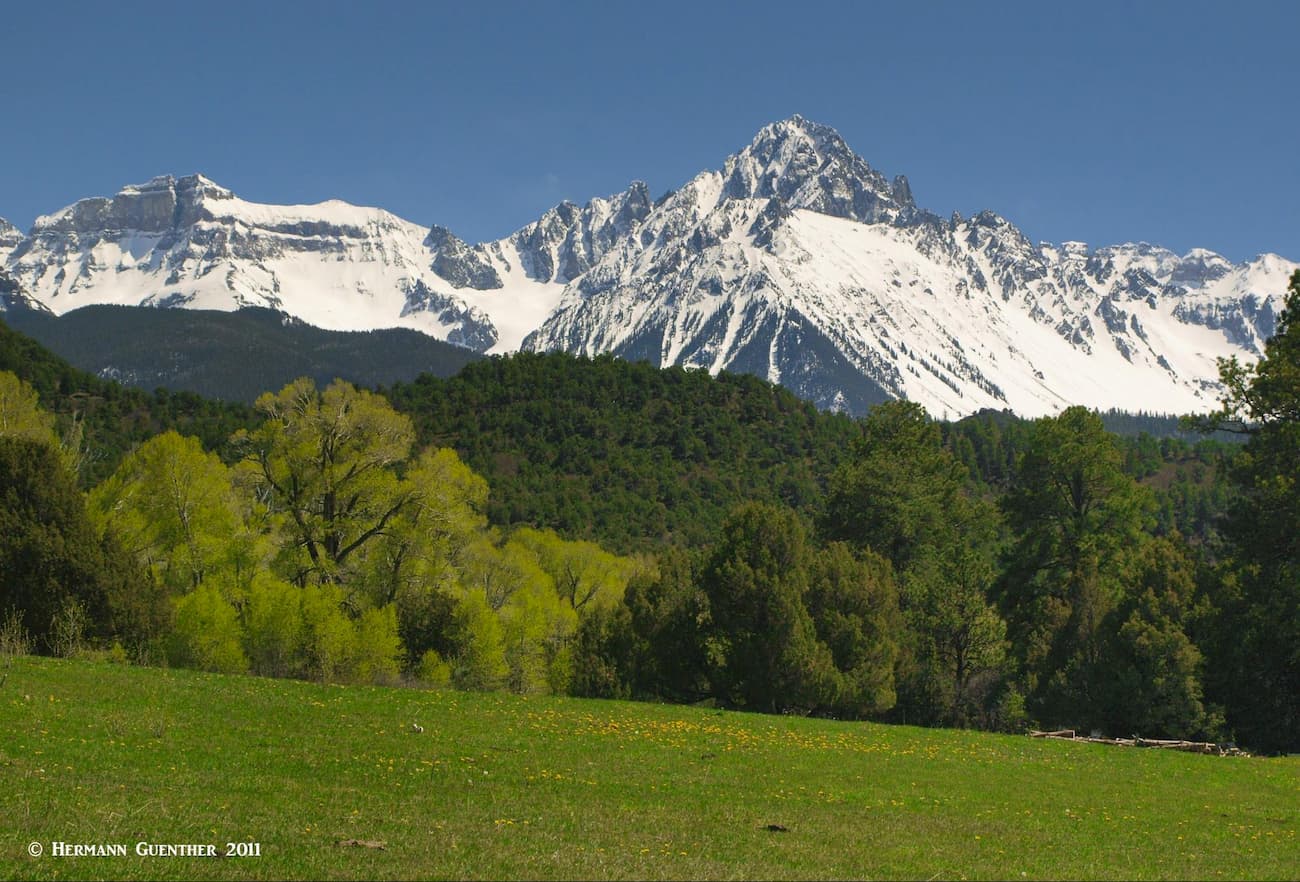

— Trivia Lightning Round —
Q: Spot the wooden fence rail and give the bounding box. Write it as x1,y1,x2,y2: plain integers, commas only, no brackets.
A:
1029,730,1249,756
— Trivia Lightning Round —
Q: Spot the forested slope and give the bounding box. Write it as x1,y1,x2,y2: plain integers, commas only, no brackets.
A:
0,315,256,485
384,353,862,550
7,305,481,404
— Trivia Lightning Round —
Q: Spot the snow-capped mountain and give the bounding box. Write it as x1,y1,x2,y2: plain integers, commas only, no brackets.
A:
2,174,646,356
3,116,1294,417
523,116,1296,417
7,175,495,350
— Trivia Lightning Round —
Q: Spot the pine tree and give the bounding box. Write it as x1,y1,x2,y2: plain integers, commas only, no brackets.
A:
1203,270,1300,752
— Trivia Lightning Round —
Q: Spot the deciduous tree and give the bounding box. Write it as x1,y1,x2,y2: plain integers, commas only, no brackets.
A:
88,431,243,594
233,378,416,590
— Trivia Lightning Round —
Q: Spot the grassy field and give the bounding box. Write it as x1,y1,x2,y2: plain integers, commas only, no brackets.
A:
1,656,1295,880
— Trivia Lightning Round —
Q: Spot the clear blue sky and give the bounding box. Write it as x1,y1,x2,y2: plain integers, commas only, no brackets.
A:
3,0,1296,262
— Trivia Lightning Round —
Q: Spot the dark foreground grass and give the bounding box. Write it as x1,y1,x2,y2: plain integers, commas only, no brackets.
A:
0,656,1295,880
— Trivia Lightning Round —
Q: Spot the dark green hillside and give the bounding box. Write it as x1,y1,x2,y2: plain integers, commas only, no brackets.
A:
4,306,1240,552
384,352,862,551
7,305,481,404
0,315,256,485
1097,407,1245,444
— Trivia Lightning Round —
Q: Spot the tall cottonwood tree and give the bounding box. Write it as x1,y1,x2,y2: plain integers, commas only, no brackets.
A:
233,378,417,590
360,447,488,662
510,527,635,613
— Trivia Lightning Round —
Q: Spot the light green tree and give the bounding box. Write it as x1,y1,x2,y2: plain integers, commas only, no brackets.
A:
354,447,489,665
352,604,403,685
361,446,489,607
233,378,416,590
460,534,547,611
510,526,634,613
300,583,360,682
88,431,244,595
242,572,305,678
0,370,57,443
0,370,85,474
451,589,508,691
500,579,578,694
169,585,248,674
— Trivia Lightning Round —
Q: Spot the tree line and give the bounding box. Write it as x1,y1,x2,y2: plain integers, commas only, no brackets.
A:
0,372,639,694
0,270,1296,752
574,402,1213,738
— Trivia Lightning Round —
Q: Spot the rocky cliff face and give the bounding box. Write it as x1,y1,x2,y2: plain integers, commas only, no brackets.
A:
508,181,654,283
0,267,51,314
20,174,230,238
0,218,24,263
425,225,504,290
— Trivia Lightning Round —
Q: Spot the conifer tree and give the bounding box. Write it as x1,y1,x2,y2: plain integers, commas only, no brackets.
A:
1203,269,1300,752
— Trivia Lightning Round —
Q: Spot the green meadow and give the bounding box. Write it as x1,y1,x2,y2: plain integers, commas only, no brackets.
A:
1,655,1295,881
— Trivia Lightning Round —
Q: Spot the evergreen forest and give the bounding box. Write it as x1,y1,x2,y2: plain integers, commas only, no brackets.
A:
6,304,481,405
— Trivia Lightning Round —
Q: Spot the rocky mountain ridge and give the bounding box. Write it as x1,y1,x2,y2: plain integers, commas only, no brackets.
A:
3,116,1293,417
523,116,1294,416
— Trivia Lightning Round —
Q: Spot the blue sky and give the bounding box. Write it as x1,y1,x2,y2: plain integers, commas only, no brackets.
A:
3,0,1296,262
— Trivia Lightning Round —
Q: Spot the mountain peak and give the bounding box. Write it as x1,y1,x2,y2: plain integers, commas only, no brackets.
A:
736,115,857,178
0,217,23,254
508,181,654,283
1181,247,1230,266
119,173,232,198
32,173,237,235
426,224,503,290
722,116,914,224
763,113,843,146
